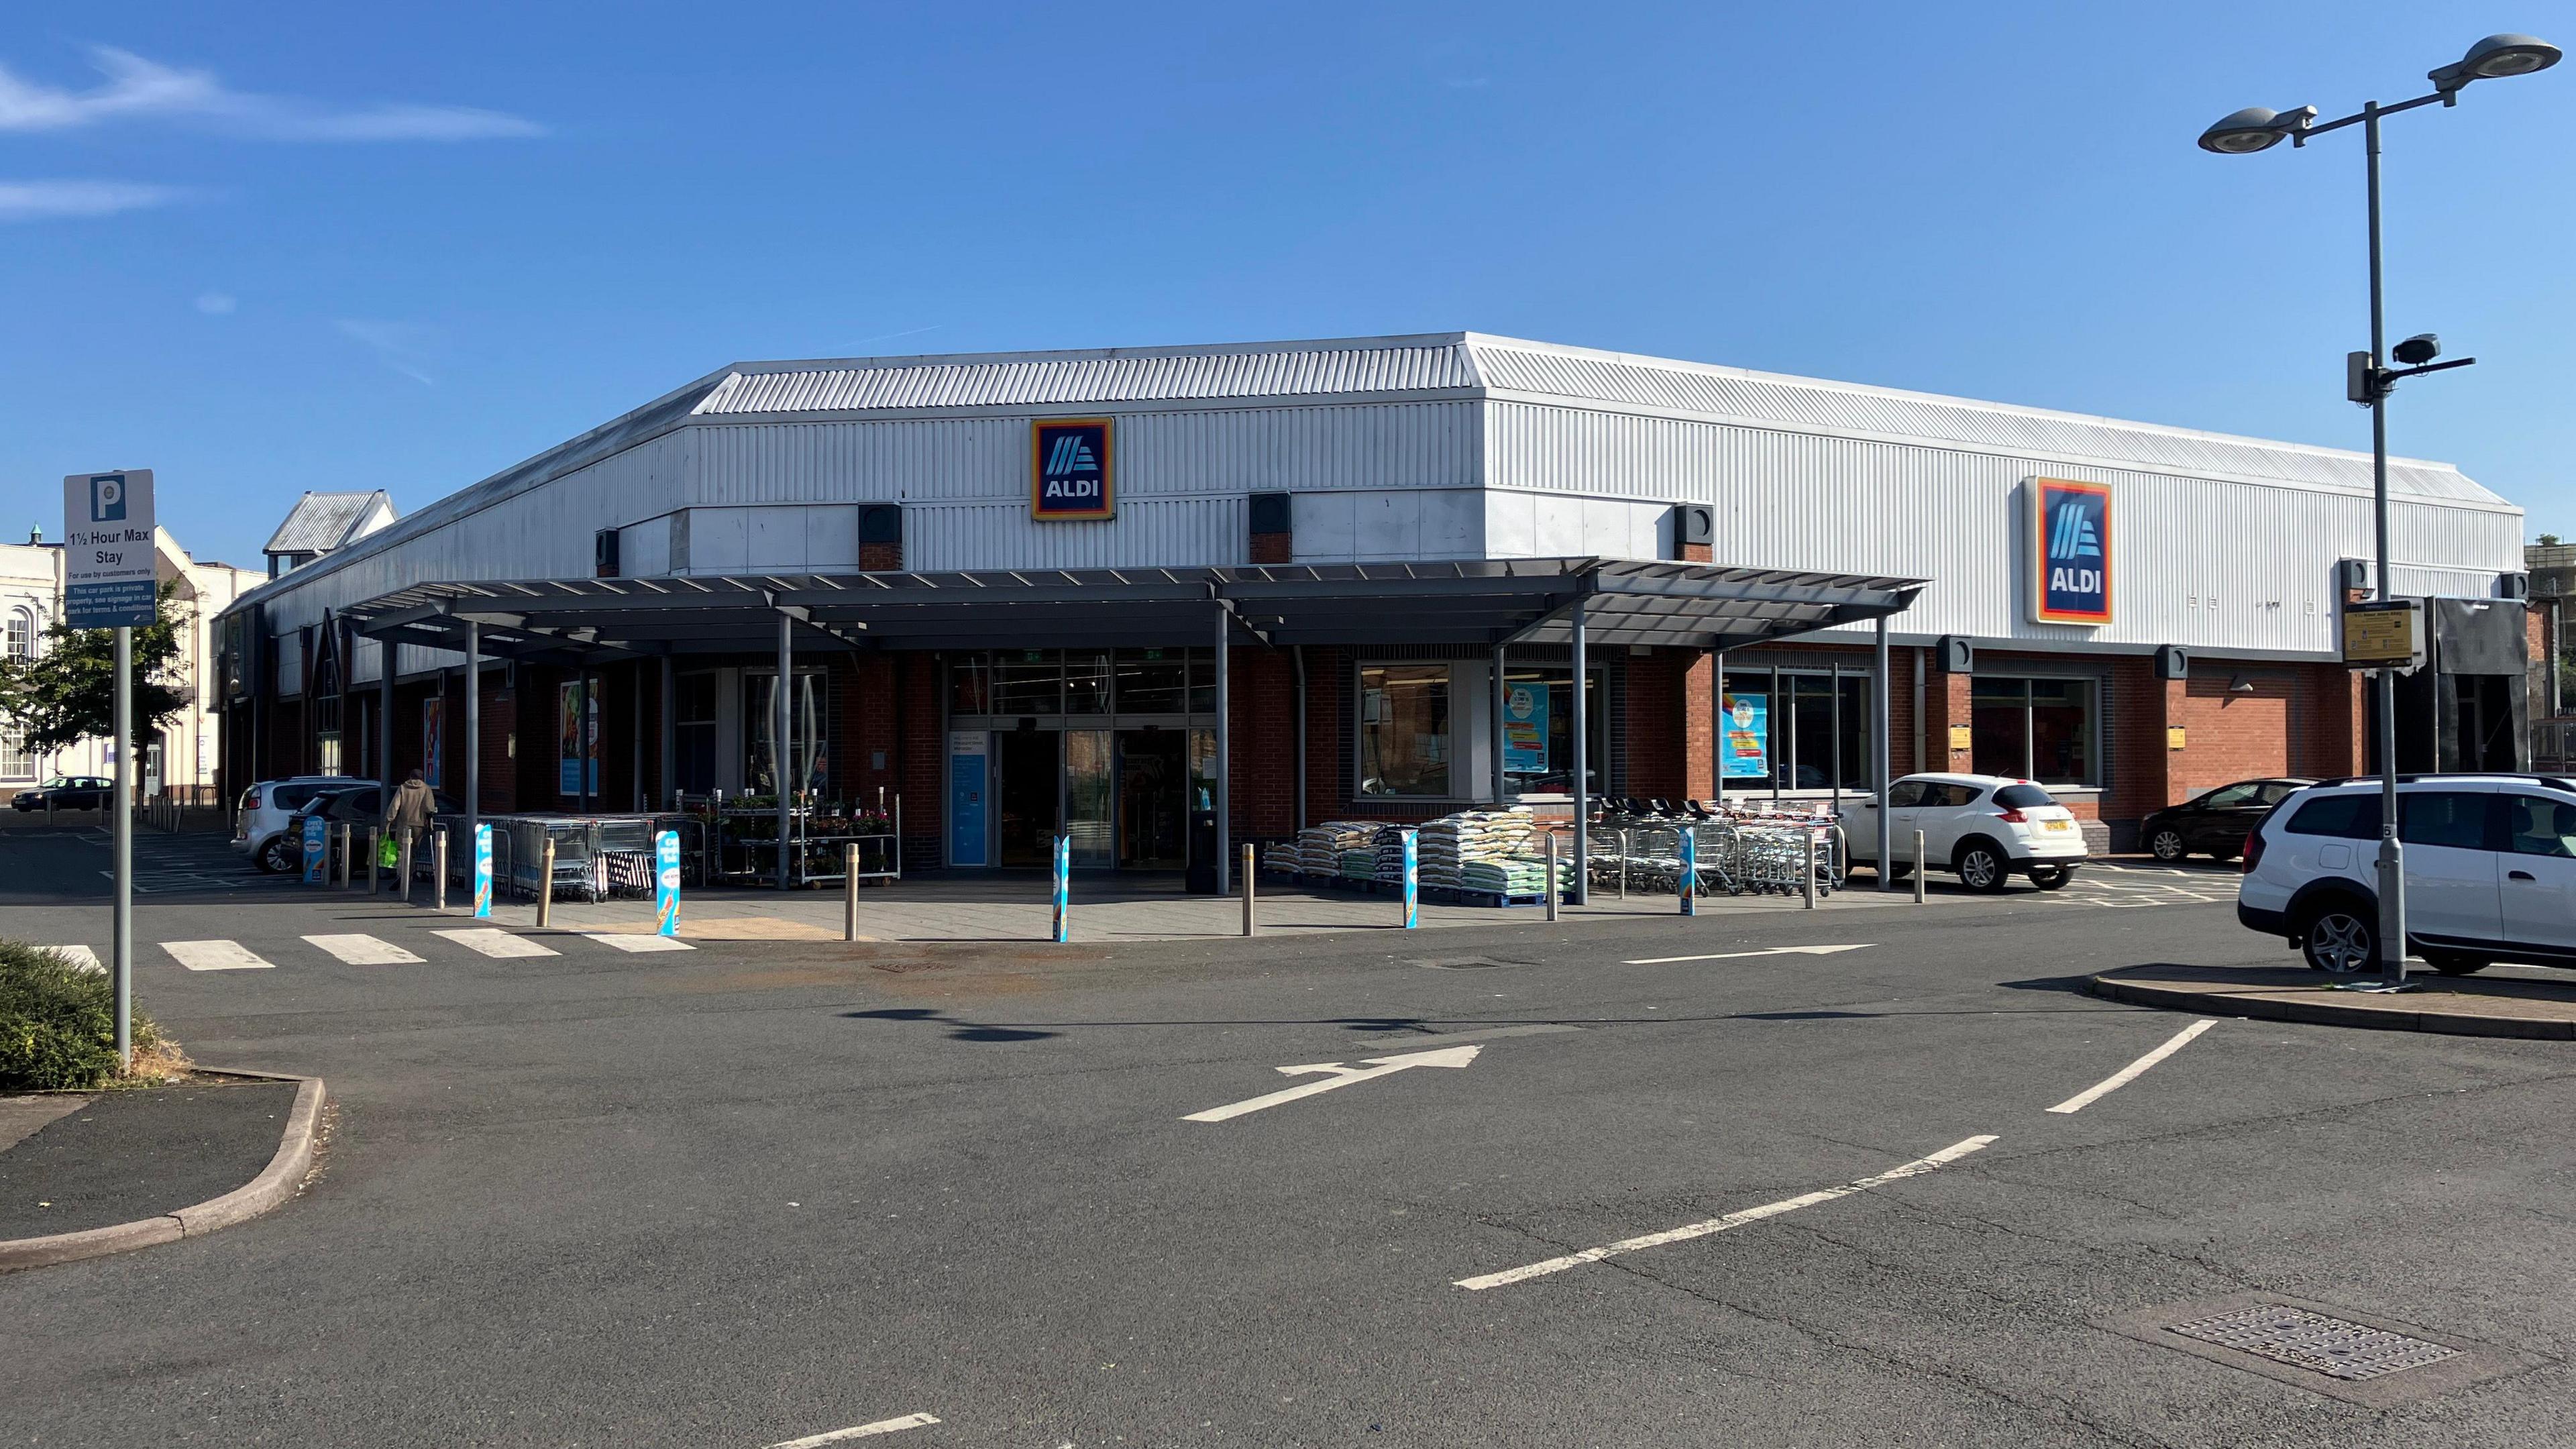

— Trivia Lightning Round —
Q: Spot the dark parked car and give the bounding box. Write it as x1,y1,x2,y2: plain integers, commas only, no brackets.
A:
276,784,463,872
2139,777,2314,862
11,776,115,812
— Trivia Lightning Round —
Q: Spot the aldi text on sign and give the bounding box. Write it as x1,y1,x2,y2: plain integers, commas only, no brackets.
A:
2028,478,2112,626
62,470,157,628
1030,419,1114,520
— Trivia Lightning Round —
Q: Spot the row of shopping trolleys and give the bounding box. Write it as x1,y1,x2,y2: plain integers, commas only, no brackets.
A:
1588,805,1846,898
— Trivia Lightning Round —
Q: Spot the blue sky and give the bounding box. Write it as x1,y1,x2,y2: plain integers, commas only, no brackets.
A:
4,3,2570,568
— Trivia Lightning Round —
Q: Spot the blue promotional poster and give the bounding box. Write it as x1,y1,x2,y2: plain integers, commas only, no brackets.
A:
655,830,682,937
301,813,325,883
1501,681,1550,773
1721,692,1770,780
472,824,493,918
949,732,988,865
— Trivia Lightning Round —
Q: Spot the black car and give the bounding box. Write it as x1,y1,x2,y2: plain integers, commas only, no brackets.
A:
2139,777,2314,862
11,776,115,812
276,785,463,871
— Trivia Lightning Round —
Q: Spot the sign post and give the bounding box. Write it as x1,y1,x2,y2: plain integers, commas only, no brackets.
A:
68,470,154,1070
656,830,682,937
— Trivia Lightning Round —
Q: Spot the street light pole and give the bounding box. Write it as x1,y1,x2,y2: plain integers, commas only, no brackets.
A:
2196,32,2560,991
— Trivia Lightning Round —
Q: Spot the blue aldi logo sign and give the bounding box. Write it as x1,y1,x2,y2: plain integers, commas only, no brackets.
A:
2029,478,2112,625
1031,419,1114,520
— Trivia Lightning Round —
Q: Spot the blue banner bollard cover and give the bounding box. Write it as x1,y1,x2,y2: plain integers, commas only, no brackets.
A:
473,824,493,918
1678,828,1697,916
655,830,682,936
1051,834,1071,943
1401,829,1419,929
302,814,325,883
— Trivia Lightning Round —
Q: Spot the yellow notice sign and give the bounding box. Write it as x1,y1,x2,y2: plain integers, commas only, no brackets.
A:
2167,727,2187,751
2343,602,2422,667
1947,724,1972,752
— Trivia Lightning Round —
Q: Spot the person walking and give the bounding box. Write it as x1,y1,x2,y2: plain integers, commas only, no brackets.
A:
385,769,437,898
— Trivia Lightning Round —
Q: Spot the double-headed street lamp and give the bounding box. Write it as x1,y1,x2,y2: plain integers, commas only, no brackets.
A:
2197,33,2560,992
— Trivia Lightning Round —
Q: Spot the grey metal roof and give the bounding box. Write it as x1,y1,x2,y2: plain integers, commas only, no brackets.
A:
345,557,1923,665
694,337,1479,413
263,490,392,555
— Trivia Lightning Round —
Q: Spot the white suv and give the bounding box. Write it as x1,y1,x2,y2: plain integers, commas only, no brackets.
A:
1841,772,2088,893
2237,775,2576,975
233,775,371,873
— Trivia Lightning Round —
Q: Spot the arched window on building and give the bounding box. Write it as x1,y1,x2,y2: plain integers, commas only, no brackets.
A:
4,607,33,663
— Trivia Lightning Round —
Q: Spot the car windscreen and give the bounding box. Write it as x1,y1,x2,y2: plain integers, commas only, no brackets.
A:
1992,784,2055,810
274,784,331,811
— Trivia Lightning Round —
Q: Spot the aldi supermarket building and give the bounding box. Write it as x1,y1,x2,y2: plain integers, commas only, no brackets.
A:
212,332,2534,879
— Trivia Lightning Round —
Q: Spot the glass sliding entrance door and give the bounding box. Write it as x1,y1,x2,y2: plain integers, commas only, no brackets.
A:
996,729,1060,867
1117,729,1188,868
1065,729,1114,867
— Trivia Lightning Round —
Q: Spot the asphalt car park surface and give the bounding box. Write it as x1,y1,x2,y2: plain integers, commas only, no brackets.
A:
6,829,2574,1448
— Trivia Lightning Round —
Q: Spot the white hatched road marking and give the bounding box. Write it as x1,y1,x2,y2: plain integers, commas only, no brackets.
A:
304,933,425,965
2047,1019,2216,1114
160,939,275,971
582,932,694,953
432,928,559,959
50,945,103,973
1454,1135,1997,1291
767,1413,942,1446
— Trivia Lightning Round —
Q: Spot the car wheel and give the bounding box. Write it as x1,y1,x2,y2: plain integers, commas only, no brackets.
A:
1955,841,2010,894
2425,951,2489,977
2028,864,2075,890
255,836,293,873
2300,902,2377,973
2148,827,2188,863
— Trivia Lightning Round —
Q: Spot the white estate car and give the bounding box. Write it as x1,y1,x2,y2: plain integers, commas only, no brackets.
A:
1840,772,2088,892
2237,774,2576,975
233,775,371,873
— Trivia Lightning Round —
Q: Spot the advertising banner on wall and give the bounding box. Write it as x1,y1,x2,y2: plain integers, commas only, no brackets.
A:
1501,680,1550,773
2028,478,2113,625
558,680,600,796
1720,691,1769,780
422,698,443,788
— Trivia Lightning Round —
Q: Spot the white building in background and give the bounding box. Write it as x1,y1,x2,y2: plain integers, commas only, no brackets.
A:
0,525,263,798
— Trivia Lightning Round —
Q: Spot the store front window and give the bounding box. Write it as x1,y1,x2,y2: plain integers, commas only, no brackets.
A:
1972,677,2096,785
1499,665,1605,799
1721,671,1870,793
949,648,1211,718
1358,664,1451,798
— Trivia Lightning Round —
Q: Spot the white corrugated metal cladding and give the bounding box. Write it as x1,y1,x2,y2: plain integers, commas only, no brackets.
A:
233,331,2522,677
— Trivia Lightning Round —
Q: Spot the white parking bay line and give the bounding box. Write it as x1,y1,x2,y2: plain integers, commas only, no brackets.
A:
581,932,693,953
160,940,274,971
303,934,425,965
767,1413,941,1447
432,928,559,959
1454,1135,1997,1291
2046,1018,2216,1114
50,945,103,973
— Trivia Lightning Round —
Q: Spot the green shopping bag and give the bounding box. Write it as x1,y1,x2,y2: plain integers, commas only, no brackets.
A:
379,834,400,869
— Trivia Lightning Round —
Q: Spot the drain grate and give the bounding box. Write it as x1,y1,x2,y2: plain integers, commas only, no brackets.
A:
2169,1305,2461,1381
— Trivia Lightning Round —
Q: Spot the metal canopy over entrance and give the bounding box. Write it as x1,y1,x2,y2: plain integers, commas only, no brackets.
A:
345,557,1922,902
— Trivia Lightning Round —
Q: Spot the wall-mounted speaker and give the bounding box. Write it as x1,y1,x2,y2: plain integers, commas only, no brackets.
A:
1937,636,1974,674
2153,644,2190,680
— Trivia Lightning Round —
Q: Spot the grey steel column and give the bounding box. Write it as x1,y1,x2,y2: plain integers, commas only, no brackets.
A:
1490,643,1506,802
1291,645,1307,833
1570,598,1588,906
378,645,393,788
579,667,594,817
1214,603,1230,896
1711,648,1725,810
1874,616,1892,892
659,653,677,808
111,626,131,1068
777,612,793,890
462,619,480,867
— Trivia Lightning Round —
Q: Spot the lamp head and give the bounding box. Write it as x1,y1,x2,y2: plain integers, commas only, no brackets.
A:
2198,105,2316,154
2392,333,2441,366
2430,33,2562,91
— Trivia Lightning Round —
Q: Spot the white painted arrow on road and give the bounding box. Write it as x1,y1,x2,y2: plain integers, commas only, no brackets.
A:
1184,1044,1482,1123
1621,944,1874,965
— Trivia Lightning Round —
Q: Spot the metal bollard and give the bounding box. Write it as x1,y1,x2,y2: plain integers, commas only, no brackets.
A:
433,828,449,913
1242,843,1258,937
397,828,417,906
335,823,352,889
1051,833,1071,943
366,827,380,896
1618,828,1630,900
1913,830,1927,904
1678,826,1697,916
536,837,555,928
1803,832,1817,909
1399,828,1418,930
845,843,860,942
1545,832,1561,922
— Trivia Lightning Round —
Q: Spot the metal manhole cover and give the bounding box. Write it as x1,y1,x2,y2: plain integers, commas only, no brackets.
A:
2168,1305,2461,1381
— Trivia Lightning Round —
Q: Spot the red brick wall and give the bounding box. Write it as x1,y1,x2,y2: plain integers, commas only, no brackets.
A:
1248,532,1293,565
1623,649,1686,800
841,654,904,812
899,653,943,863
1302,646,1346,828
859,541,903,572
477,679,516,813
1226,646,1298,839
1680,651,1713,799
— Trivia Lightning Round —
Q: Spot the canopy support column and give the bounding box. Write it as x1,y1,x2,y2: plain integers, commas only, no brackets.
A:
1710,648,1725,810
1490,644,1505,804
378,647,394,794
659,654,676,808
1570,598,1589,906
776,612,793,890
462,620,480,856
1214,604,1231,896
1874,615,1892,892
1291,645,1307,834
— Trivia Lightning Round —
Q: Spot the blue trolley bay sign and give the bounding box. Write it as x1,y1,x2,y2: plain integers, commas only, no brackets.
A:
2028,478,2112,626
1030,419,1114,520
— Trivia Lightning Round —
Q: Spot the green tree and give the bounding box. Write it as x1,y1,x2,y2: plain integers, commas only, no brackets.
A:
0,581,189,758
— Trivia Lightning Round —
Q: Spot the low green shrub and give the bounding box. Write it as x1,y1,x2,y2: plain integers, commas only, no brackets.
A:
0,938,164,1091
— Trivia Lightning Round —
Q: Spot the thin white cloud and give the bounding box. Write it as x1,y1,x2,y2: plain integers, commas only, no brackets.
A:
336,319,437,385
0,46,542,141
0,178,184,221
196,291,237,315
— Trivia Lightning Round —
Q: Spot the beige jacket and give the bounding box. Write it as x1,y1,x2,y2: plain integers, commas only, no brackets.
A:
384,778,437,835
